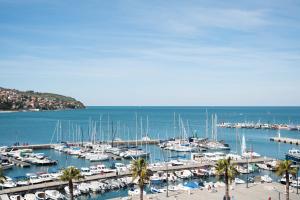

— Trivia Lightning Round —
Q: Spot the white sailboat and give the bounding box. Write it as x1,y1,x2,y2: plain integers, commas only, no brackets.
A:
241,135,261,158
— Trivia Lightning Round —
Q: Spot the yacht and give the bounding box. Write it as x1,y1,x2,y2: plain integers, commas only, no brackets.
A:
24,194,35,200
128,188,146,196
261,175,272,183
45,190,64,200
15,176,30,186
9,195,24,200
86,153,109,162
28,174,44,184
150,171,167,184
120,149,149,159
88,181,102,193
175,170,193,179
280,174,294,184
203,152,226,161
234,178,245,184
35,192,46,200
286,149,300,163
77,182,90,194
97,164,115,173
0,177,17,188
150,187,166,193
64,185,81,197
90,165,101,175
291,177,300,188
81,167,93,176
114,163,127,172
235,165,249,174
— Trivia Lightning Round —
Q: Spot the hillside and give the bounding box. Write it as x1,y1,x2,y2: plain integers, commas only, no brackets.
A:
0,87,85,111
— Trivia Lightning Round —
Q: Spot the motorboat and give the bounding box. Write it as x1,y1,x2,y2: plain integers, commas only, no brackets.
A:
234,178,245,184
182,181,200,190
28,174,44,184
225,153,242,161
90,166,101,175
97,164,115,173
77,182,90,194
88,181,102,193
203,152,226,161
114,163,127,172
291,178,300,188
280,174,294,184
120,149,150,159
9,195,24,200
39,173,54,182
286,149,300,163
128,188,146,196
169,160,184,166
45,190,64,200
150,171,167,184
24,194,35,200
86,153,109,162
242,151,261,158
175,170,193,179
150,187,166,193
191,168,209,177
81,167,93,176
64,185,81,197
35,191,46,200
0,177,17,188
235,165,249,174
261,175,272,183
14,176,30,186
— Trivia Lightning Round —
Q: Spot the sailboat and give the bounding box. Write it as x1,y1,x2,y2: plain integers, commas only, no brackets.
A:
241,135,261,158
120,114,150,159
205,114,230,150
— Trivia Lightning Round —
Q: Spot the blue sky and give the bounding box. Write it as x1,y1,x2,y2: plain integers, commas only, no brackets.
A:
0,0,299,106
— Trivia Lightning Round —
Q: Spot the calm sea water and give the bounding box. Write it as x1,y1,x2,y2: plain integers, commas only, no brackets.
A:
1,106,300,199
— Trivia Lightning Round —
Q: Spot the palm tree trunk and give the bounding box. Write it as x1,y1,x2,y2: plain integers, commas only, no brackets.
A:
286,171,289,200
140,184,144,200
69,180,74,200
225,169,229,200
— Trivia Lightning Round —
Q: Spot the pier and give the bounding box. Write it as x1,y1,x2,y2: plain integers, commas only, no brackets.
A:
270,137,300,145
0,157,274,195
9,140,160,150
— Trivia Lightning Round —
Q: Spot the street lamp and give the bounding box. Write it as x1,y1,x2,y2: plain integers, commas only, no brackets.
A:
246,157,249,188
273,187,281,200
292,164,299,195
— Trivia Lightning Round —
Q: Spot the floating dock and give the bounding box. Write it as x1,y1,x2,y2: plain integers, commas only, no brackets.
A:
9,140,160,150
270,137,300,145
1,156,30,168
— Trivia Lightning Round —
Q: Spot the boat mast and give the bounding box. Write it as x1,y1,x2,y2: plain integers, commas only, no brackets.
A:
135,113,138,147
214,114,218,141
205,109,208,138
107,113,110,143
211,114,214,141
173,112,176,139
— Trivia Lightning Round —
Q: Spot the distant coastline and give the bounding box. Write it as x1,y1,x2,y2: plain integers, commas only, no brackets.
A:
0,87,85,111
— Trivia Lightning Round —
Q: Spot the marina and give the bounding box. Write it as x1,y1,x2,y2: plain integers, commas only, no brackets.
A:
1,107,300,200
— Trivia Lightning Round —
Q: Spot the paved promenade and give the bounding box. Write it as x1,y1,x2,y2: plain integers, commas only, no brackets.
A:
114,183,300,200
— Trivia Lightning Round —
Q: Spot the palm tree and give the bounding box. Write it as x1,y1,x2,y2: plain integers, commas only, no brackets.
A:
0,167,7,190
131,158,152,200
215,157,239,200
60,167,83,200
0,167,6,183
275,160,297,200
